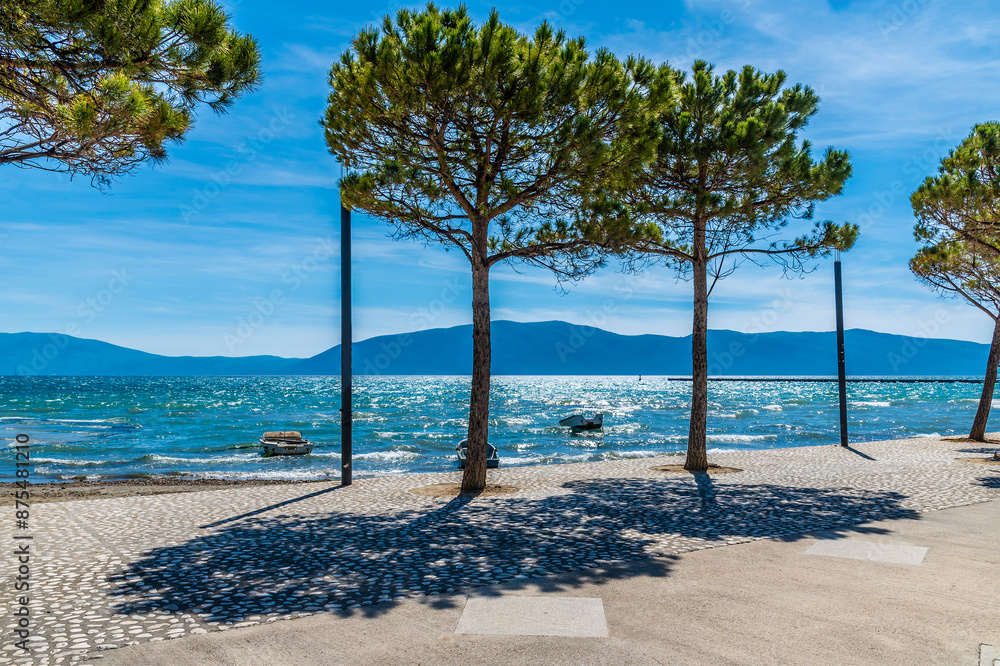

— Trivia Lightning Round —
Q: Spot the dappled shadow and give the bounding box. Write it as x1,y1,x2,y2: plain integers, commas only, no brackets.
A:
954,446,1000,455
108,476,919,623
978,472,1000,489
692,472,719,510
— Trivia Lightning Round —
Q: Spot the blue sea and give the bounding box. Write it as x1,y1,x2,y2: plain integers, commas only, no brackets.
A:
0,376,992,483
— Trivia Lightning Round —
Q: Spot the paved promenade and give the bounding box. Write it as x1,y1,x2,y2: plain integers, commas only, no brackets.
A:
2,435,998,664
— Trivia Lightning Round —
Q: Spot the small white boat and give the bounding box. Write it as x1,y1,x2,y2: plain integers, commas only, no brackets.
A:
456,438,500,469
559,413,604,431
260,431,313,457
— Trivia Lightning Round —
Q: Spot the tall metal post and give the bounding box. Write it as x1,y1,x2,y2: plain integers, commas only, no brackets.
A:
834,258,849,447
340,203,353,485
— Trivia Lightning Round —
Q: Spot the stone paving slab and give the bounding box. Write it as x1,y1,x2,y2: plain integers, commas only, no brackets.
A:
804,538,928,565
455,596,608,637
1,435,998,664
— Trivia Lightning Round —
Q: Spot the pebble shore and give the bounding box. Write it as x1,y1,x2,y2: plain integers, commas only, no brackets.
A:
0,478,323,507
1,435,998,664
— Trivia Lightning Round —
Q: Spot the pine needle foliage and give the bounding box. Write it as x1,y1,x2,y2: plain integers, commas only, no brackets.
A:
912,122,1000,257
0,0,261,185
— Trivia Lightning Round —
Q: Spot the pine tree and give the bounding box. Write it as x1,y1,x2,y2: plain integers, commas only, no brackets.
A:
323,4,666,491
912,123,1000,441
609,61,855,471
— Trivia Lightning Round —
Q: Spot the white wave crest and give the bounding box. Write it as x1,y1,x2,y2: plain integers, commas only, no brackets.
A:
32,457,123,466
353,450,419,462
706,434,778,443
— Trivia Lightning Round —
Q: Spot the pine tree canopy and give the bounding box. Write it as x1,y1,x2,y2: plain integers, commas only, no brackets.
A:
323,2,669,276
0,0,261,184
910,237,1000,319
912,121,1000,257
611,60,856,280
911,123,1000,443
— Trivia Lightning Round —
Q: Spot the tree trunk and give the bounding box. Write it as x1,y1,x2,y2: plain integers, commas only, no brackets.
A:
970,316,1000,442
461,258,491,493
685,244,709,472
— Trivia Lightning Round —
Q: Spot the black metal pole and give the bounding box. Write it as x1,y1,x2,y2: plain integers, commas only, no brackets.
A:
340,203,353,485
834,259,848,447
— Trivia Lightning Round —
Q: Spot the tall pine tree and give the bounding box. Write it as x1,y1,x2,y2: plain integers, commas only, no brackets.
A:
912,122,1000,442
324,5,666,491
607,61,855,471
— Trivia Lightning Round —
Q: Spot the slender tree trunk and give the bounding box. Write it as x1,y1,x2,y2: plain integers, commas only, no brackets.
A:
461,256,491,493
685,230,709,472
970,316,1000,442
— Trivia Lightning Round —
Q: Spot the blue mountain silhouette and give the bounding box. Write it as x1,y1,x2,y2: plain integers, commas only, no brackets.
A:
0,321,988,376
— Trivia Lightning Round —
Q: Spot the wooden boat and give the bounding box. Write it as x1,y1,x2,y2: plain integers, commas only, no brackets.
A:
456,438,500,469
558,413,604,431
260,431,313,457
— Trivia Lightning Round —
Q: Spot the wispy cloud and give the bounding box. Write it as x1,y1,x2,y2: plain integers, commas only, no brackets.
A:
3,0,1000,356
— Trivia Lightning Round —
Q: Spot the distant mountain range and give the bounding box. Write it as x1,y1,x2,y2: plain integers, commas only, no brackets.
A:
0,321,990,377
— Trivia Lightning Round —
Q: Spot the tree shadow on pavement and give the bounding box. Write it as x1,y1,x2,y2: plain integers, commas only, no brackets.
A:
954,446,1000,454
978,472,1000,489
108,476,919,623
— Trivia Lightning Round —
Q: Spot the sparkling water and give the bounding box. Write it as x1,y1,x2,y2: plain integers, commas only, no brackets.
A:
0,375,991,482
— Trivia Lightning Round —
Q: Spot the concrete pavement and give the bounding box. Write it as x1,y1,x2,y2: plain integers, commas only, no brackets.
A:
97,498,1000,666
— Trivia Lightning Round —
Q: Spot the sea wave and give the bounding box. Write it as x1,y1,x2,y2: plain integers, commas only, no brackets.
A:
354,450,421,462
1,375,989,482
32,457,125,466
706,434,778,443
137,453,262,465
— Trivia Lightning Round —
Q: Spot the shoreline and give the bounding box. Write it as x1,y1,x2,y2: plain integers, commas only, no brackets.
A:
6,434,1000,505
0,476,328,505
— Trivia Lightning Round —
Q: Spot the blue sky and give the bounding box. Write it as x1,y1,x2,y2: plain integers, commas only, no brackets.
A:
3,0,1000,358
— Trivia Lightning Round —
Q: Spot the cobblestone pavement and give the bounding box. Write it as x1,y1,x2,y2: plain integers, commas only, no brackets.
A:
2,436,998,664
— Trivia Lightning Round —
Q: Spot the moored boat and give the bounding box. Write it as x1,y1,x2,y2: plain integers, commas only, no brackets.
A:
456,438,500,469
558,413,604,431
260,431,313,456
